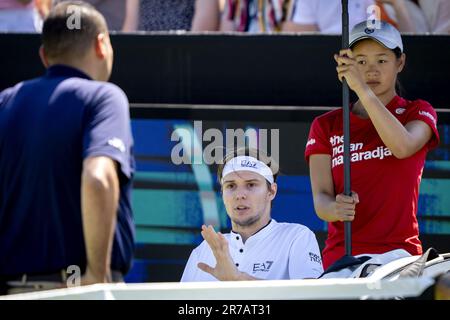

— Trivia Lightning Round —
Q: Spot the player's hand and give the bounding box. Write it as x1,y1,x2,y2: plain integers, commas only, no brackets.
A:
197,225,242,281
334,49,368,94
334,191,359,222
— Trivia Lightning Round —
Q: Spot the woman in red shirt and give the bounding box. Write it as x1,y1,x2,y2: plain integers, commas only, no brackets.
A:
305,21,440,269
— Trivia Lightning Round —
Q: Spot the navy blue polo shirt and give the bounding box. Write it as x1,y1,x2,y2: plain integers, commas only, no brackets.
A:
0,65,135,276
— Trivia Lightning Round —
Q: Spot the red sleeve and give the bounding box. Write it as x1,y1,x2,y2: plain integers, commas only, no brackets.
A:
304,117,332,164
404,100,440,150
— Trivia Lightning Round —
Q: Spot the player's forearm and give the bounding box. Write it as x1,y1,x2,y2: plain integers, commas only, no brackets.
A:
356,88,414,158
81,164,119,281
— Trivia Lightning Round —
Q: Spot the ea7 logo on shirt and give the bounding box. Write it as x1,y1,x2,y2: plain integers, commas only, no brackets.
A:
108,137,126,153
253,261,274,272
240,160,257,168
309,252,322,264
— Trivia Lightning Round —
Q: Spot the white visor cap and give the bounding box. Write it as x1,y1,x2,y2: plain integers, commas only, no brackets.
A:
221,156,274,185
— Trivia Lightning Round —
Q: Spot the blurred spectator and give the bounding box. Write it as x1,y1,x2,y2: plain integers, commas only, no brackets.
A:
126,0,196,31
381,0,428,32
122,0,139,31
283,0,424,33
191,0,221,31
52,0,129,31
416,0,450,34
83,0,126,31
35,0,53,19
220,0,295,33
0,0,43,32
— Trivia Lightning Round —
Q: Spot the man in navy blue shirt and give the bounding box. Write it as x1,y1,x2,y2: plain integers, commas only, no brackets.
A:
0,1,135,294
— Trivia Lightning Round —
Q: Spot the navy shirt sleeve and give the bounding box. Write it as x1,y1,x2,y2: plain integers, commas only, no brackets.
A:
82,83,134,179
0,86,14,108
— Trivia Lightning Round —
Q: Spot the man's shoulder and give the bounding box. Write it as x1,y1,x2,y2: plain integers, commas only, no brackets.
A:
272,221,313,236
62,79,129,110
0,79,41,108
69,78,126,97
0,80,28,99
93,80,125,94
0,86,15,105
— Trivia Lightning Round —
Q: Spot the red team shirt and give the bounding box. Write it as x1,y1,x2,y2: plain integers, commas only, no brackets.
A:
305,96,440,269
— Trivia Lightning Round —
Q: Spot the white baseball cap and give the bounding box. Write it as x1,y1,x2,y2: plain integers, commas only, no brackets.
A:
350,21,403,52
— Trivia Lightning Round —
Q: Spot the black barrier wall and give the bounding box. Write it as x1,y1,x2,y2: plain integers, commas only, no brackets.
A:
1,33,450,108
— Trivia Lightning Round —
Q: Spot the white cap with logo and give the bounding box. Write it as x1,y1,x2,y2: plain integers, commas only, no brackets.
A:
221,156,274,185
350,21,403,52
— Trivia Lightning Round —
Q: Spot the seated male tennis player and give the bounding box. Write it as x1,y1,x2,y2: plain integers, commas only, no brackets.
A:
181,147,323,281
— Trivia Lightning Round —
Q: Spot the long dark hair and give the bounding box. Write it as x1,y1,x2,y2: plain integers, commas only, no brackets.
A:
392,47,405,96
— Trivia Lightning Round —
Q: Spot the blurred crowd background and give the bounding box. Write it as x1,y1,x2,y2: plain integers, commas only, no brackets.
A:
1,0,449,34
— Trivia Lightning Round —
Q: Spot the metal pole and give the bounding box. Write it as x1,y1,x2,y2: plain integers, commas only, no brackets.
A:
341,0,352,257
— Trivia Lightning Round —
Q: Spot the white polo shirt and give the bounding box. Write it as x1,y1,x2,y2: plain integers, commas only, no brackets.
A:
291,0,375,33
180,220,323,282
